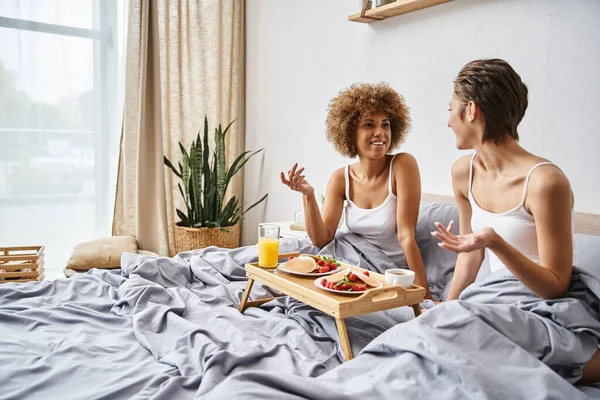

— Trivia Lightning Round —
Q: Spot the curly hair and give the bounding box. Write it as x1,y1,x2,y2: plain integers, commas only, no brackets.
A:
325,82,411,158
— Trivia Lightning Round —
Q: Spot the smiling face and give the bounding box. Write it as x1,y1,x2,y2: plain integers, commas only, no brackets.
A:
326,83,411,158
354,112,391,159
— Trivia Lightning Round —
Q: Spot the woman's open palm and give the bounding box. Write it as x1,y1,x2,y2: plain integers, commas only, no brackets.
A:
431,221,495,253
280,163,314,196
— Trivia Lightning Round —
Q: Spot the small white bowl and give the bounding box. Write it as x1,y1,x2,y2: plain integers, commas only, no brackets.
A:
385,268,415,288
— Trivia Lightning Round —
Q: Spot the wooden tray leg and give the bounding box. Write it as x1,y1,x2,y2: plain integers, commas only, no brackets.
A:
335,318,353,361
239,278,255,313
245,297,277,308
412,304,422,317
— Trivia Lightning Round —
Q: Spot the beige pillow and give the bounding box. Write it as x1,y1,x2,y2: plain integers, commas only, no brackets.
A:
66,236,138,271
63,267,80,278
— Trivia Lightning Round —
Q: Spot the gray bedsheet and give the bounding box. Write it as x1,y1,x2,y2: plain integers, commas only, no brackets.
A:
0,233,599,399
206,269,600,400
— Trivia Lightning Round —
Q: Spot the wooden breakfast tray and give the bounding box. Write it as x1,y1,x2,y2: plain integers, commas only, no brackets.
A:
239,252,425,361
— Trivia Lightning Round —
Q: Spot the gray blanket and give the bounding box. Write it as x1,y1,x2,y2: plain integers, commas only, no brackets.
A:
206,269,600,400
0,233,599,399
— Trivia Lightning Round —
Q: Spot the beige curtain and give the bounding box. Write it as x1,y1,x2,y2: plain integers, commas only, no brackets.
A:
113,0,245,256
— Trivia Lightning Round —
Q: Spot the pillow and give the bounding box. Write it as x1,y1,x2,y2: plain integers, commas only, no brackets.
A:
575,233,600,277
66,235,138,271
416,202,459,300
63,267,79,278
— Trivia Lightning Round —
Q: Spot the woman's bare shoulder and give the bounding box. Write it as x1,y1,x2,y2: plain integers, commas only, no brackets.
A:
326,167,346,194
329,167,345,181
451,154,473,181
527,163,571,202
390,152,418,172
391,151,416,163
450,154,474,199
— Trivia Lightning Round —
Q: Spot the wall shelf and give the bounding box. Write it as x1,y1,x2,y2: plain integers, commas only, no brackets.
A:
349,0,453,23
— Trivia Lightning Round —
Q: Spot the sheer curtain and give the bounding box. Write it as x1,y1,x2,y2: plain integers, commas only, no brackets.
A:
113,0,245,256
0,0,128,279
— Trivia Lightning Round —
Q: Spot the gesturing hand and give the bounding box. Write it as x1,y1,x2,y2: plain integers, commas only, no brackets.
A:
431,221,496,253
280,163,314,196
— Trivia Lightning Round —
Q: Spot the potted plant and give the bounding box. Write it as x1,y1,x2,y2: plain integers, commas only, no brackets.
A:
164,117,267,254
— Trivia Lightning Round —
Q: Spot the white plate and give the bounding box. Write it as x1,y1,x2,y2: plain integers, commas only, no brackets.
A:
313,274,382,295
277,262,342,277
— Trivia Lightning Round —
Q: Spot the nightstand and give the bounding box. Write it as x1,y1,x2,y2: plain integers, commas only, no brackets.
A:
270,221,309,240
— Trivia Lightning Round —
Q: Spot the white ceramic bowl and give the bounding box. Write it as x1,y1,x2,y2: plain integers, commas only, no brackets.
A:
385,268,415,288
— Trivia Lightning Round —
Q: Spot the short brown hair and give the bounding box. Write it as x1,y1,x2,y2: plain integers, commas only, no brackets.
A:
325,82,411,157
454,59,528,144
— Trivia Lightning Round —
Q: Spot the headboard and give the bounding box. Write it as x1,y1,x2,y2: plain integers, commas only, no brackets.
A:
421,193,600,236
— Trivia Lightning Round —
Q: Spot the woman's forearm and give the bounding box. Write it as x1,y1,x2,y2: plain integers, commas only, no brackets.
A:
400,237,431,299
488,233,569,299
303,193,335,248
446,251,484,301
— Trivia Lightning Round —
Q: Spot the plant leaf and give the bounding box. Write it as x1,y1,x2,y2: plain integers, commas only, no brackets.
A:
208,154,218,222
189,134,202,217
242,193,268,215
176,208,189,227
202,116,211,224
164,156,182,178
219,196,238,224
225,150,251,181
226,149,263,182
187,171,197,225
178,142,190,159
178,183,190,210
215,124,226,216
221,119,236,139
224,149,263,195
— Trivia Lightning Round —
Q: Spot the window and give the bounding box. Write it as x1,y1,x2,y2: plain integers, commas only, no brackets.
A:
0,0,128,279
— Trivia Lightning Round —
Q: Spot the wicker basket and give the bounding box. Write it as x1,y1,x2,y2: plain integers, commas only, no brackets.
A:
173,223,240,255
0,246,45,283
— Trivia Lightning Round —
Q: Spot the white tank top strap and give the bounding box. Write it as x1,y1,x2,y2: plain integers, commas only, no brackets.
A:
388,153,398,195
344,165,351,200
520,162,556,204
468,153,477,197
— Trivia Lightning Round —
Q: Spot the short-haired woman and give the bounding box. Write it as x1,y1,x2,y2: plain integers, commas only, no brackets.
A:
433,58,600,383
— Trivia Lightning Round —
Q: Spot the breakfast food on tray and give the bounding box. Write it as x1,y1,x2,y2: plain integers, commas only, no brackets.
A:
284,256,316,273
319,269,378,292
285,255,341,274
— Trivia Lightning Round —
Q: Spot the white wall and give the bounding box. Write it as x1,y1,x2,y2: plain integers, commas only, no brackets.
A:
243,0,600,245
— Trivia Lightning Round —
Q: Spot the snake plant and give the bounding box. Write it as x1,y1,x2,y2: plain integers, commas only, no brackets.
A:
164,117,268,229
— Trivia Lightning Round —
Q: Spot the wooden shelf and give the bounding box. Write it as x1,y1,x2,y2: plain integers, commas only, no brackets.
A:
349,0,453,23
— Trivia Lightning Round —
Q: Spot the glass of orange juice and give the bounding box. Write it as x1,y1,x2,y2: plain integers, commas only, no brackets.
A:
258,223,280,268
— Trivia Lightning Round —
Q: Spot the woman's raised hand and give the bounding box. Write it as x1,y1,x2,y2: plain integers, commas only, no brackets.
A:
280,163,314,196
431,221,496,253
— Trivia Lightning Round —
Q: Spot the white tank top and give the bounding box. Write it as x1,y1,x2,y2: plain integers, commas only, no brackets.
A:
343,154,406,267
468,153,576,274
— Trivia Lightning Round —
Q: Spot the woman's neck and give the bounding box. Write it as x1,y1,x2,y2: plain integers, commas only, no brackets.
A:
473,139,529,175
355,155,389,181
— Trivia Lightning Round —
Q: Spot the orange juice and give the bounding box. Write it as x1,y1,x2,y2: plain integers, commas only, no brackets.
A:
258,237,279,267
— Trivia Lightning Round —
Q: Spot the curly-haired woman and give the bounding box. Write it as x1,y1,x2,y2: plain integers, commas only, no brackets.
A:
280,83,430,296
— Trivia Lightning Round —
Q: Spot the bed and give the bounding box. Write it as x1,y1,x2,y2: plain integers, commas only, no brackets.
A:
1,196,599,399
